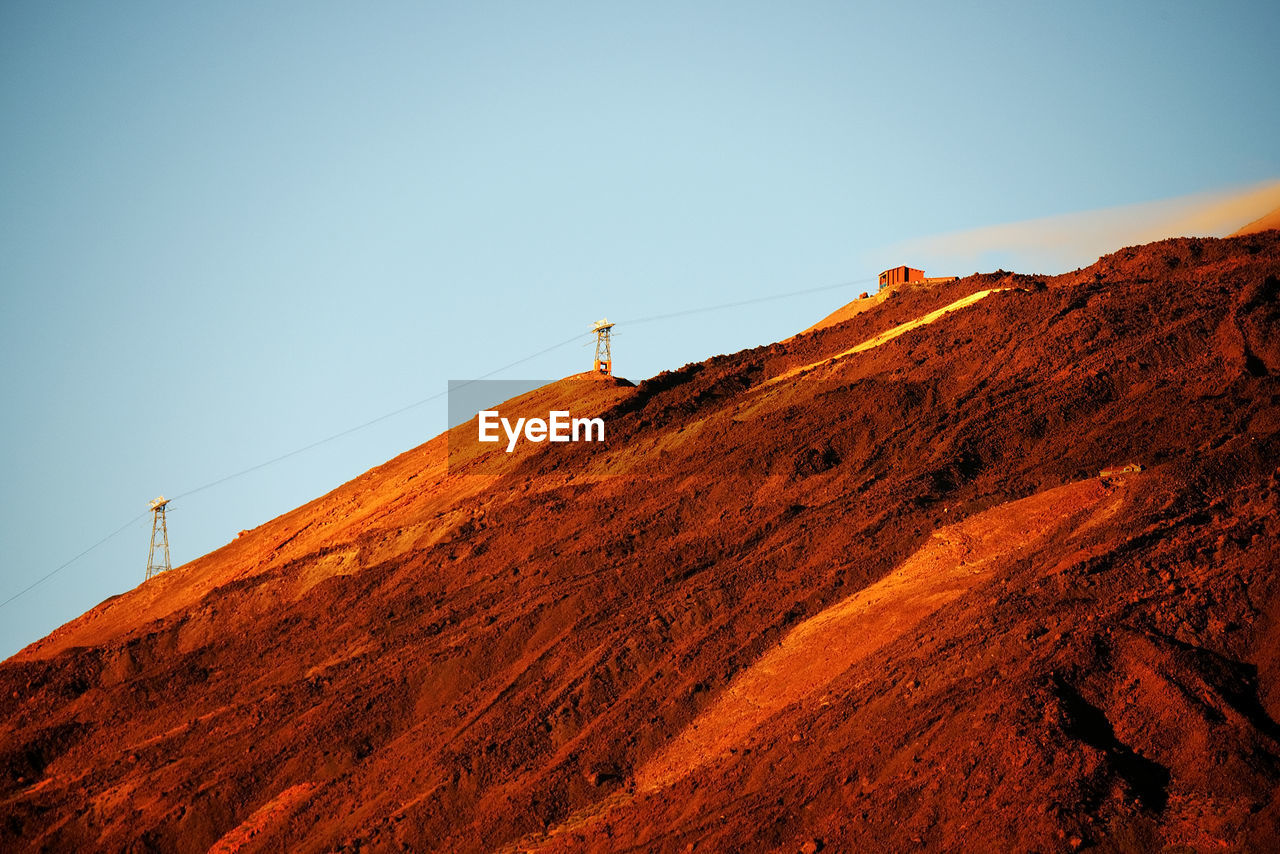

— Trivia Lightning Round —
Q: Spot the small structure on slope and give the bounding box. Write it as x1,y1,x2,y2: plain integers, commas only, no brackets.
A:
592,318,614,376
1099,463,1143,479
879,265,959,290
145,496,172,581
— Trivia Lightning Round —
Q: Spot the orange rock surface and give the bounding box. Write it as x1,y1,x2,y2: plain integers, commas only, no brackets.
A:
3,234,1280,852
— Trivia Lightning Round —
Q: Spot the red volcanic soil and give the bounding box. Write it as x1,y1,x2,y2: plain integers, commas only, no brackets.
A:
794,288,887,336
3,234,1280,853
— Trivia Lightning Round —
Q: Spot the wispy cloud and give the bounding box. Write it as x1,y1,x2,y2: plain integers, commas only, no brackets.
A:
878,180,1280,276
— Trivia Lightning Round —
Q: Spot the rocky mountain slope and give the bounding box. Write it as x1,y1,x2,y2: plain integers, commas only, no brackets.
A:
3,231,1279,853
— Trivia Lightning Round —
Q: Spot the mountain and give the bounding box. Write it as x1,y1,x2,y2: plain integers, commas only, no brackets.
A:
3,232,1279,853
1231,206,1280,237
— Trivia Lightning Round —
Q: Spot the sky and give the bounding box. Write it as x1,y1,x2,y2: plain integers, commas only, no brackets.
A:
2,1,1278,659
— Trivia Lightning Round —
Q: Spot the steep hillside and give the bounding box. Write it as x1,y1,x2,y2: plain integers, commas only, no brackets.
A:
794,287,886,336
2,233,1279,853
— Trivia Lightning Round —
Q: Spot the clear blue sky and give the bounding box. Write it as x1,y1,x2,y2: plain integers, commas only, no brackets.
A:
3,1,1278,658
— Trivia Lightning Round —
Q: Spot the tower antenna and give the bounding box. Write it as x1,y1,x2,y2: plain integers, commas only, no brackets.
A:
591,318,614,376
145,496,171,581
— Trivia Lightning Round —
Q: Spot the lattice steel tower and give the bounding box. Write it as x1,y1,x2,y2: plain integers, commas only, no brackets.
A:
592,318,614,376
146,496,171,581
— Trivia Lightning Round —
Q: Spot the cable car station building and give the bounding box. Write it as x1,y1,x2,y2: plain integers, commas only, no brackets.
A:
878,266,959,290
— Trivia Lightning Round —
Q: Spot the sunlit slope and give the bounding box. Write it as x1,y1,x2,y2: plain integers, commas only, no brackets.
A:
1230,205,1280,237
637,477,1115,792
15,372,634,662
2,232,1279,853
763,287,1008,390
794,287,889,336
